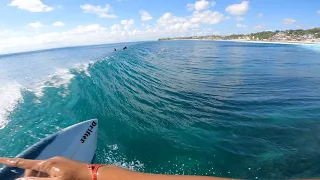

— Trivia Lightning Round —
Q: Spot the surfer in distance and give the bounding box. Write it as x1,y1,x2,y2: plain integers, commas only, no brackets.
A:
123,46,127,50
0,156,231,180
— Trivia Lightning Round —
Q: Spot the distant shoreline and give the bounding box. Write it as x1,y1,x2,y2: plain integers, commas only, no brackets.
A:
158,28,320,45
159,39,320,45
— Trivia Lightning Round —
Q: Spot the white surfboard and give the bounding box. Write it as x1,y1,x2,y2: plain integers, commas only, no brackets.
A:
0,119,98,179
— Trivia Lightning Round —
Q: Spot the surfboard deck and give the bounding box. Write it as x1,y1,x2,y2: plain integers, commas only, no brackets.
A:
0,119,98,179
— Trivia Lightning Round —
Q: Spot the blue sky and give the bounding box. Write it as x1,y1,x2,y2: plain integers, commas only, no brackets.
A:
0,0,319,54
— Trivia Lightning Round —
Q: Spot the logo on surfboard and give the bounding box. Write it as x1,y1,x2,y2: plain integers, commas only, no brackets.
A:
80,121,97,143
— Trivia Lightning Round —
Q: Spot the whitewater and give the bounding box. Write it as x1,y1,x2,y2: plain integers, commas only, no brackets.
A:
1,41,320,179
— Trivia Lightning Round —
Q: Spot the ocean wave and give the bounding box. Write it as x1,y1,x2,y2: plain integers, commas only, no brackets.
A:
1,41,320,179
0,82,23,129
32,68,75,98
299,44,320,52
31,60,96,98
74,61,95,77
0,60,96,129
97,145,145,171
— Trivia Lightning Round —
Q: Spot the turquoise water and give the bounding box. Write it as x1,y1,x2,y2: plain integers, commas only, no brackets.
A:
1,41,320,179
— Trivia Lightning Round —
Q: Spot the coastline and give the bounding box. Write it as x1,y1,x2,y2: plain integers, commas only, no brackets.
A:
160,39,320,45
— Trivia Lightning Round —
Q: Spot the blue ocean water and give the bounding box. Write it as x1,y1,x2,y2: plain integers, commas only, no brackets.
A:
0,41,320,179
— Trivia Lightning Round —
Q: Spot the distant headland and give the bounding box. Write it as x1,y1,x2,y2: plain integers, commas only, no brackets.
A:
158,28,320,44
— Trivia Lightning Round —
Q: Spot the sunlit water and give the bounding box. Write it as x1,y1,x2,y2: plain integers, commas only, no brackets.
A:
0,41,320,179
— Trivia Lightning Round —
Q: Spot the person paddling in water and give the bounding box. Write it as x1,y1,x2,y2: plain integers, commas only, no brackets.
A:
123,46,127,50
0,156,231,180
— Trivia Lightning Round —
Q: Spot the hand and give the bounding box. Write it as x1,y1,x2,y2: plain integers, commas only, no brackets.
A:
1,156,232,180
0,156,91,180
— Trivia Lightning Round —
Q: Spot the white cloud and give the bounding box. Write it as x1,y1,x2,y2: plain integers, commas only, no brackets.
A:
187,0,215,11
0,19,222,55
0,8,228,55
317,10,320,14
53,21,65,27
157,10,227,31
283,18,296,25
226,1,249,16
0,24,110,54
121,19,134,30
253,24,265,30
28,22,44,28
155,12,218,34
0,29,23,37
190,10,228,24
157,12,187,27
165,22,200,32
80,4,117,18
8,0,54,12
111,24,121,31
258,13,263,17
70,24,106,34
139,10,153,21
236,16,244,21
142,23,151,30
186,3,194,11
236,23,247,28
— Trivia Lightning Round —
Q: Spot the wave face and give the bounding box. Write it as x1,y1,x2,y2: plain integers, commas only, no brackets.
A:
1,41,320,179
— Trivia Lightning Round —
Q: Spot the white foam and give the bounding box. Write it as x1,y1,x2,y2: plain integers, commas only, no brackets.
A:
74,60,95,77
50,68,75,88
32,60,96,98
0,82,23,129
28,59,96,99
219,39,320,46
33,68,75,97
108,144,119,151
299,44,320,52
101,145,145,171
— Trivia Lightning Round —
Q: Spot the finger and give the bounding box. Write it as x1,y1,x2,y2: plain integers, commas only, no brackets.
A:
0,158,43,171
39,172,49,177
36,171,49,177
25,169,49,177
24,169,38,177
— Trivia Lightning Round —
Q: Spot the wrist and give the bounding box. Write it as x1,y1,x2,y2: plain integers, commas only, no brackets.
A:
95,165,121,180
81,164,109,180
78,164,126,180
77,164,93,180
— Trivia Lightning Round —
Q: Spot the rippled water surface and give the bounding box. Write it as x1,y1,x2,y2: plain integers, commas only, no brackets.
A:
1,41,320,179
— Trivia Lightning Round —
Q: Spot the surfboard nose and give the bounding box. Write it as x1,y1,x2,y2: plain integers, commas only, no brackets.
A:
74,119,98,161
87,118,98,124
0,119,99,179
78,119,98,127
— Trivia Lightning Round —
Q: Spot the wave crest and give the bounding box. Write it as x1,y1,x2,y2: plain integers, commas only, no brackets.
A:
0,82,23,129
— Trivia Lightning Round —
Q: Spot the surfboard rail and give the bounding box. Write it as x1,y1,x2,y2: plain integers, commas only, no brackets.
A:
0,119,98,179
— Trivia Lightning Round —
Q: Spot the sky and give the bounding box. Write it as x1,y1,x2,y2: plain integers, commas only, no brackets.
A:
0,0,319,54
